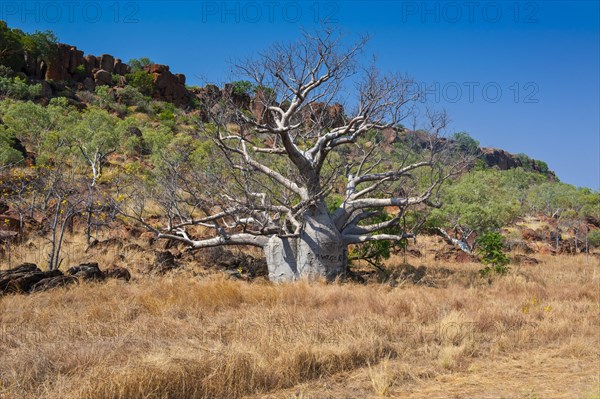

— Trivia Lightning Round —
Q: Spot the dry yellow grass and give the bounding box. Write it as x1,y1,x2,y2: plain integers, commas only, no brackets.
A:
0,238,599,398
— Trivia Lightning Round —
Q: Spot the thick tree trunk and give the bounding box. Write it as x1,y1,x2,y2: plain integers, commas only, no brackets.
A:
264,203,347,282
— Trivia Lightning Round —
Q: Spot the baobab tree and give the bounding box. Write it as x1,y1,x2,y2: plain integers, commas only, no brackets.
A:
126,30,461,282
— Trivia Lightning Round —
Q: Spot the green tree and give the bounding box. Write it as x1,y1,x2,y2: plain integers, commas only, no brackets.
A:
128,57,154,72
125,70,154,96
0,132,24,166
476,231,510,275
451,131,480,155
20,30,58,62
0,21,25,71
74,107,123,186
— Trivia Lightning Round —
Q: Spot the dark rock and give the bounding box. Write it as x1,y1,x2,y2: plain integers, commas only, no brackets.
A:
113,58,130,75
105,266,131,281
94,69,112,86
201,247,268,278
0,263,39,276
435,248,478,263
0,264,65,294
522,228,542,241
513,255,539,265
301,102,346,129
406,248,422,258
67,262,105,281
40,81,53,98
143,64,191,106
46,44,73,81
175,73,185,85
152,251,180,273
83,77,95,91
585,216,600,228
67,48,84,75
100,54,115,73
31,275,78,292
395,264,427,284
85,54,98,74
481,148,519,171
85,237,123,253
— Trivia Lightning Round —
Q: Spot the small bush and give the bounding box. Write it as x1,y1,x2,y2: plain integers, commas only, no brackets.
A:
0,76,41,100
0,65,15,78
117,85,148,108
125,70,154,96
94,85,116,109
128,57,154,72
587,230,600,249
476,231,510,275
232,80,254,96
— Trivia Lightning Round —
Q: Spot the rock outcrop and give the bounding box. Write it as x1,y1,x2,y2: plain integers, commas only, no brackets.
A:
0,262,132,295
13,40,198,107
143,64,190,106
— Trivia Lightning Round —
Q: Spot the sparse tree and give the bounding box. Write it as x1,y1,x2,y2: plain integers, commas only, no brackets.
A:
123,30,461,282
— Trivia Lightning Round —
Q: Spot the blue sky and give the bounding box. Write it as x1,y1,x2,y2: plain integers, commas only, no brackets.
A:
2,1,598,188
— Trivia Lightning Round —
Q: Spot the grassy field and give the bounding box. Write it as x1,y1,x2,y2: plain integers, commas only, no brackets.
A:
0,241,599,398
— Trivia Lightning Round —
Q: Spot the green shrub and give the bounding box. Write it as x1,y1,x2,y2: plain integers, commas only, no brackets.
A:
125,70,154,96
0,77,41,100
117,86,148,108
0,132,24,165
588,230,600,249
128,57,154,72
348,211,407,271
0,65,14,78
95,85,116,109
451,131,480,155
476,231,510,275
232,80,254,96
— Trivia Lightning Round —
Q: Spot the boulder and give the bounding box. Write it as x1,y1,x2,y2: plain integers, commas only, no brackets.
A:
481,148,519,171
67,262,105,281
94,69,112,86
521,228,542,241
105,266,131,281
175,73,185,85
45,44,72,81
100,54,115,73
435,248,478,263
0,264,63,294
301,102,346,129
152,251,179,274
513,255,539,265
31,275,78,292
67,48,84,75
113,58,130,76
40,81,53,98
143,64,191,106
84,54,98,74
83,77,95,91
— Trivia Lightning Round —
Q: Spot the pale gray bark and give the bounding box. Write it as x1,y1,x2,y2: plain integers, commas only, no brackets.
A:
121,30,460,283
